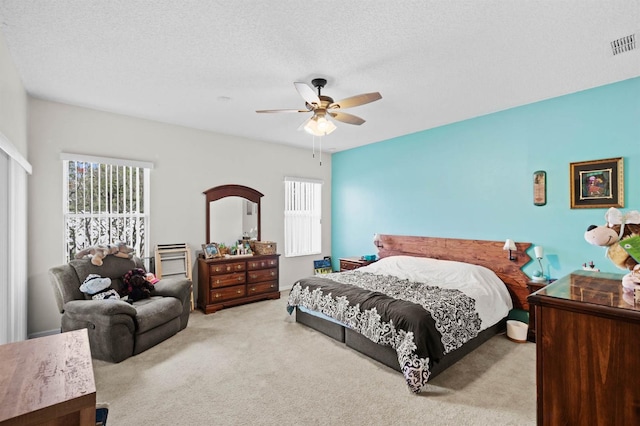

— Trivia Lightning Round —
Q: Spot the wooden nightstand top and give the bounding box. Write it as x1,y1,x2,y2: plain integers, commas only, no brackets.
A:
527,280,548,293
339,257,376,271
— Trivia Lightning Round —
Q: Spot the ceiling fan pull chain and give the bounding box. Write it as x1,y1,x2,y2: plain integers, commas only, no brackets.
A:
319,136,322,166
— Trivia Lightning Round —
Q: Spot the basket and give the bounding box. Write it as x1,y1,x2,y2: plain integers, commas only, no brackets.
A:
251,241,277,255
506,320,528,343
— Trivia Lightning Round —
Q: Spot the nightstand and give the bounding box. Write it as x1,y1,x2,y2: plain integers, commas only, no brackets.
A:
527,280,548,342
339,257,376,272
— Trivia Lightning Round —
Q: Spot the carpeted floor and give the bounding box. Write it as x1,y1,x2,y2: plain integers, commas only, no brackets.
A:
93,293,536,425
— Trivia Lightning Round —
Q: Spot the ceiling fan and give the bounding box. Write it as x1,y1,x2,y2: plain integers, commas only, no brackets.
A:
256,78,382,136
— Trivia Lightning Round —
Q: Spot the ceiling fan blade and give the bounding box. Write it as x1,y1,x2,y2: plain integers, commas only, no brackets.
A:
329,92,382,109
329,111,365,125
294,82,321,106
256,108,309,113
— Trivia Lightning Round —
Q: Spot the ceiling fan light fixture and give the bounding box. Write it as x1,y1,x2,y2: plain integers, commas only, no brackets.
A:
258,78,381,138
316,115,329,132
304,114,336,136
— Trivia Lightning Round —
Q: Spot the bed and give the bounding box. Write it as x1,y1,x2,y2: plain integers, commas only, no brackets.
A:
286,234,532,393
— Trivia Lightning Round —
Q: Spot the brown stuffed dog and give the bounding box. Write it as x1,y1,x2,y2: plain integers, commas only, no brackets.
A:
584,207,640,270
75,242,135,266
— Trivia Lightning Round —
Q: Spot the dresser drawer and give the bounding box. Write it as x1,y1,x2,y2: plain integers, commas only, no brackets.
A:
247,281,278,295
247,258,278,270
210,272,246,288
210,284,246,302
210,262,245,275
247,268,277,283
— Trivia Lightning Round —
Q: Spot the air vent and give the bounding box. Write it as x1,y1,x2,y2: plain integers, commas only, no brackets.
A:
611,33,636,55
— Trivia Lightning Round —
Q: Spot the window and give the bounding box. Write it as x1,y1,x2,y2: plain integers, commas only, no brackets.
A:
62,154,152,262
284,177,322,257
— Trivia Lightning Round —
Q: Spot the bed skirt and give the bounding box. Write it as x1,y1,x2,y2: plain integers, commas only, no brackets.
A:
295,306,506,379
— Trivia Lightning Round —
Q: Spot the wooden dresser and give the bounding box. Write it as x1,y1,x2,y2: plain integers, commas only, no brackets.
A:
526,280,548,342
528,270,640,426
197,254,280,313
0,329,96,426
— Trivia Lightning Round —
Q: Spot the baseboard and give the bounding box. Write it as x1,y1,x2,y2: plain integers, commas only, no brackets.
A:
28,328,61,339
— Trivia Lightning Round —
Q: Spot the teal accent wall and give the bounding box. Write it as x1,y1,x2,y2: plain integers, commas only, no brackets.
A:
332,77,640,280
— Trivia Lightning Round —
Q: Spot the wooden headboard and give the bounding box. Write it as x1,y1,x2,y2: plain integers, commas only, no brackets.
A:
376,234,532,310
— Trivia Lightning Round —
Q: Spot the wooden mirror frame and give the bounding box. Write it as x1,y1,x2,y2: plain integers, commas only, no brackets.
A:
204,184,263,244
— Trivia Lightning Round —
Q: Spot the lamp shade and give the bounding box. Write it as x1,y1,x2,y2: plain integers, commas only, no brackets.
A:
304,113,337,136
503,239,516,251
534,246,544,259
373,233,381,248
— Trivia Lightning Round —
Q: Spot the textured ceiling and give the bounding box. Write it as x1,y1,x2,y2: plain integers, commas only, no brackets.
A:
1,1,639,152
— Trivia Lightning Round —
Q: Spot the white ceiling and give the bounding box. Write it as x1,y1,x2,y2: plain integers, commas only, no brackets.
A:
1,1,639,153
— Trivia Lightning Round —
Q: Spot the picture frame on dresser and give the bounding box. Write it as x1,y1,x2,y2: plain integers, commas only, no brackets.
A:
202,243,220,259
570,157,624,209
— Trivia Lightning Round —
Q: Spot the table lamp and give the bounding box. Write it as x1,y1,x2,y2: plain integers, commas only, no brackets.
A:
532,246,546,282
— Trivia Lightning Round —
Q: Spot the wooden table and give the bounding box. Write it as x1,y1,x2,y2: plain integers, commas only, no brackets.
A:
0,329,96,426
528,270,640,426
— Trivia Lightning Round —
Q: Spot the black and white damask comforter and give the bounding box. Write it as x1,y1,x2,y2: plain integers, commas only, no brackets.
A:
286,255,513,393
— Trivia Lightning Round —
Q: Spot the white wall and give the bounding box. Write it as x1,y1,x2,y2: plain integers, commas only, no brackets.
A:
0,24,29,343
0,28,27,156
28,98,332,335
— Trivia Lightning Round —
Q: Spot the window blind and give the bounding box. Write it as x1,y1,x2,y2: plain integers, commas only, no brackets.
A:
284,178,322,257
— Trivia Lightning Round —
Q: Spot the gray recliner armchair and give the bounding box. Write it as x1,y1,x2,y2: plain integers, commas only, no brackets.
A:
49,255,191,363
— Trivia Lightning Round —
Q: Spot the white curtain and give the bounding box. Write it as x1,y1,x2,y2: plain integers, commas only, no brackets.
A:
0,132,31,344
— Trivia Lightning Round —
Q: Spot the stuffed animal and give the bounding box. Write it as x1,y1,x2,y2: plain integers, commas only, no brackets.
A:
584,207,640,270
145,273,159,284
122,268,156,302
584,208,640,294
79,274,121,300
75,242,135,266
621,264,640,294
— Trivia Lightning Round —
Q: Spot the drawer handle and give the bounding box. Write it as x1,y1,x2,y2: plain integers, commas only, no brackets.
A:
215,267,221,272
251,287,256,291
226,266,231,271
270,272,275,276
250,274,257,279
261,262,266,267
270,284,274,288
214,293,221,298
237,290,242,294
215,279,220,284
237,277,242,281
250,263,256,267
237,265,243,270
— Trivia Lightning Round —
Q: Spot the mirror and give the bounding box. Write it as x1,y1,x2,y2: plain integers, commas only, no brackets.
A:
210,197,258,245
204,184,263,245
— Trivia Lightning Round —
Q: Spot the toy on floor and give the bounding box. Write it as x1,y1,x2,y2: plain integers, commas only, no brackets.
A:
584,207,640,293
75,242,135,266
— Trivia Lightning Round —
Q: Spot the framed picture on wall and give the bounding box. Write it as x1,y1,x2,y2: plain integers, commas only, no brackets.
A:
570,157,624,209
533,170,546,206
